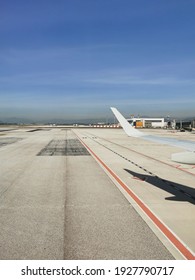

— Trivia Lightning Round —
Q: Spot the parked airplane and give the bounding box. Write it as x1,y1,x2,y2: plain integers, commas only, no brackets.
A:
111,107,195,164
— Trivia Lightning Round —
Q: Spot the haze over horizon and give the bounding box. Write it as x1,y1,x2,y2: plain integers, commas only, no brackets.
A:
1,0,195,122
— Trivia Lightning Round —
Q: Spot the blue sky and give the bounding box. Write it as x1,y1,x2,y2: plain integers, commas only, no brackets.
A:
0,0,195,122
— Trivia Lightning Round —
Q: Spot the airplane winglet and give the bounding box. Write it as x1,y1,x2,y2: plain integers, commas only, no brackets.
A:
110,107,195,164
110,107,144,137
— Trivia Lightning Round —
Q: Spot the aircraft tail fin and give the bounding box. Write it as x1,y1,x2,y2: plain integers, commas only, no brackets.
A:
110,107,144,137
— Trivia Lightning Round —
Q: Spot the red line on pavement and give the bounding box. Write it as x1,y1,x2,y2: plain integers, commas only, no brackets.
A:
78,136,195,260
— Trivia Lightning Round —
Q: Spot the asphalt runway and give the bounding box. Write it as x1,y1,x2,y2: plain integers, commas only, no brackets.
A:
0,127,194,259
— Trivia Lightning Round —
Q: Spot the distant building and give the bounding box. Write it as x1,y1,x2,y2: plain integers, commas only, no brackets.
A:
175,120,195,130
127,117,166,128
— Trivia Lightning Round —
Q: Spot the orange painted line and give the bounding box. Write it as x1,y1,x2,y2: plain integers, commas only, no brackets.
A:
78,136,195,260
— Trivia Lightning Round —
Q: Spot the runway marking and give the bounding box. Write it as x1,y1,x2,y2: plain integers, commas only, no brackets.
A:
76,135,195,260
82,131,195,177
80,133,195,202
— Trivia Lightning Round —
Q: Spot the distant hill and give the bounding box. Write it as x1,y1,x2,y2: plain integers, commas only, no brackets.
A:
1,115,194,125
0,117,36,124
182,116,195,121
0,116,110,125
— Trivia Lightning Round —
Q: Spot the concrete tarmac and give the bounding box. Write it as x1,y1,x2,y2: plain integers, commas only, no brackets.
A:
0,127,194,259
74,128,195,260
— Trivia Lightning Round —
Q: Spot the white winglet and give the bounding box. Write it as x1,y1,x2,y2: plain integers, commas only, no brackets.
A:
111,107,144,137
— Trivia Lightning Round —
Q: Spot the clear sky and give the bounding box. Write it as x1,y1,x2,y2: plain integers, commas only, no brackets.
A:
0,0,195,122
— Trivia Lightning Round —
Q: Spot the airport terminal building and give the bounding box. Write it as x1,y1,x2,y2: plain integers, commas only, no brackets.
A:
127,117,166,128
